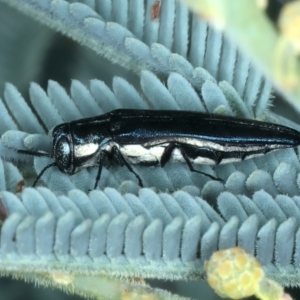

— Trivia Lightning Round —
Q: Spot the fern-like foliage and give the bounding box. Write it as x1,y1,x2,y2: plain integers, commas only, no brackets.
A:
0,0,300,299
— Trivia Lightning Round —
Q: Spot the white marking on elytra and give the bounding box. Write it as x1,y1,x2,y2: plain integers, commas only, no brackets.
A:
144,137,283,153
119,144,215,165
118,139,285,166
74,143,99,158
119,145,165,164
74,138,285,168
193,156,216,164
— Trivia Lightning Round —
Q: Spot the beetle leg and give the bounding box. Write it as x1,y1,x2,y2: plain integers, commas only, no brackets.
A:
94,151,108,189
180,145,223,182
161,142,223,182
111,145,144,187
160,143,176,167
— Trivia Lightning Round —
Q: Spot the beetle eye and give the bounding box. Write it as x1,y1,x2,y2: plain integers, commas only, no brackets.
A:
55,137,71,172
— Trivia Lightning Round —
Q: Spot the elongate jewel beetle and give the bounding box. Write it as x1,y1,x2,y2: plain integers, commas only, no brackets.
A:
17,109,300,188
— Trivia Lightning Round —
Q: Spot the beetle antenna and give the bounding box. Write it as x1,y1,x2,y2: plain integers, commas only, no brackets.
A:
17,149,53,158
32,162,57,187
17,149,55,187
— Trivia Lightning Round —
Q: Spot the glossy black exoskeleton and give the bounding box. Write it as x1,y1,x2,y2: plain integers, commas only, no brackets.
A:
17,109,300,188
